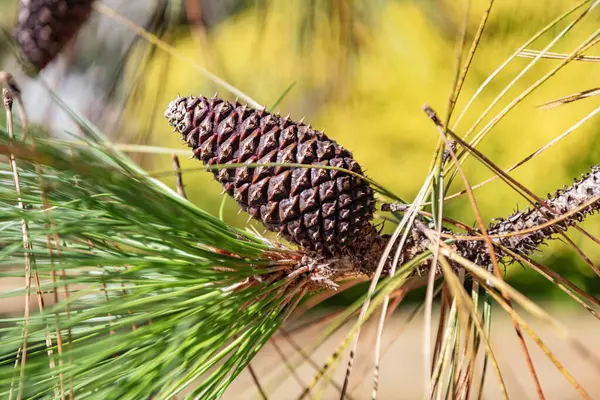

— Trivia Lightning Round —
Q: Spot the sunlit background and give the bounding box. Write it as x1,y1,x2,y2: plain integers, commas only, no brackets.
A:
1,1,600,398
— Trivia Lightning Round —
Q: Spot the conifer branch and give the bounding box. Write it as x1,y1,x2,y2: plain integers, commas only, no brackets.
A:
374,166,600,276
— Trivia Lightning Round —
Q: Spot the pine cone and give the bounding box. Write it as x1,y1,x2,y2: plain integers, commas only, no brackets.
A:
489,166,600,255
14,0,94,71
453,166,600,266
165,95,376,256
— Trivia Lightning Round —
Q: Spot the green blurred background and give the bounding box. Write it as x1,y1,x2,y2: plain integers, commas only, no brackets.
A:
1,0,599,301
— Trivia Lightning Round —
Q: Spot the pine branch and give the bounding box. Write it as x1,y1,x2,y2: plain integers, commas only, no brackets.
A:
463,166,600,264
376,166,600,274
164,94,600,281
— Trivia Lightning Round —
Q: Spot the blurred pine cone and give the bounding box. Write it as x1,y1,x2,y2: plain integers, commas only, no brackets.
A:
14,0,94,71
165,95,376,256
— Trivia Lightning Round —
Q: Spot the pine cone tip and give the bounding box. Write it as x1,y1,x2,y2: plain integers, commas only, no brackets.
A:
164,96,187,132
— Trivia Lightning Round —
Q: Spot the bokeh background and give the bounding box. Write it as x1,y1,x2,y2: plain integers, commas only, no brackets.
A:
1,1,600,397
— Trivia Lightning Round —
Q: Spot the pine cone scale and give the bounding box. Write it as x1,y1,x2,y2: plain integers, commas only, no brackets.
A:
165,95,376,255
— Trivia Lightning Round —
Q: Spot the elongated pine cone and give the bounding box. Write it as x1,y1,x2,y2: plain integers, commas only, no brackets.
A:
455,166,600,266
490,166,600,255
165,95,376,256
14,0,94,71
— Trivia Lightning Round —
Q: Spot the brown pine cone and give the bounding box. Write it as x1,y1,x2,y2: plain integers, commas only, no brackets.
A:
14,0,94,71
165,95,376,256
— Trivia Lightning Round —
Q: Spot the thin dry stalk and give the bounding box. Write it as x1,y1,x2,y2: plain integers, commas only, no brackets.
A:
476,294,493,400
4,88,33,400
457,3,598,144
247,362,268,400
446,103,600,202
269,337,307,393
536,87,600,109
276,330,353,399
428,298,458,398
350,292,423,395
15,73,65,398
288,281,432,382
364,289,406,398
370,295,390,399
505,249,600,318
2,72,69,397
448,0,495,120
518,49,600,62
299,271,416,399
424,198,443,393
481,283,592,400
425,104,544,398
456,29,600,192
454,281,479,399
172,154,187,199
377,183,440,398
44,238,66,399
424,149,454,395
451,0,591,131
425,243,508,398
0,72,28,140
437,241,600,389
52,227,73,399
431,286,449,374
340,172,433,399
